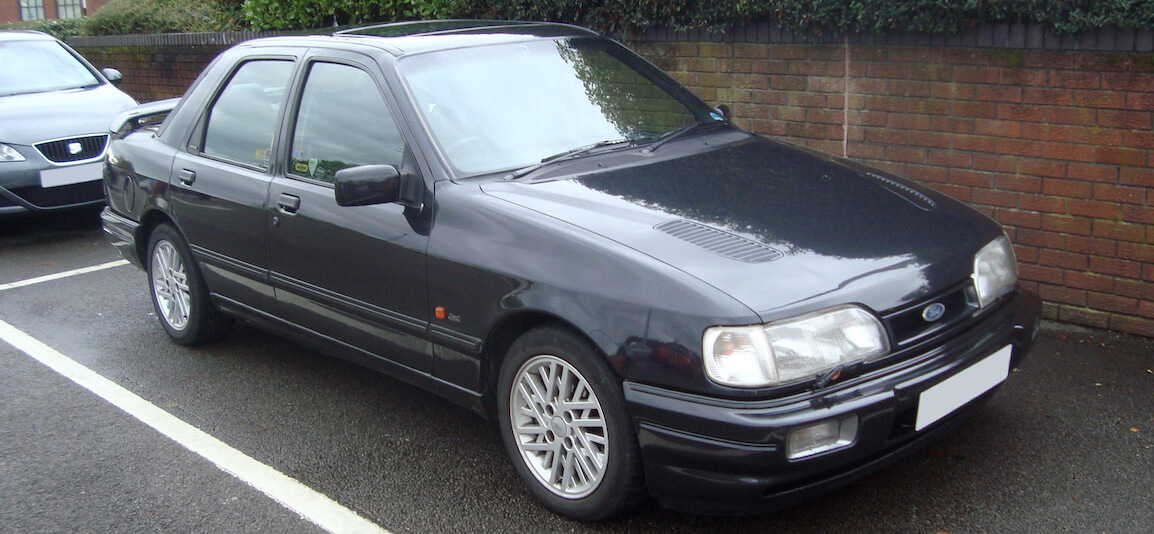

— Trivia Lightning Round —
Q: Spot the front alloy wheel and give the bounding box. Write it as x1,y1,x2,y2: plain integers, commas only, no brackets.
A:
509,354,608,499
498,326,644,521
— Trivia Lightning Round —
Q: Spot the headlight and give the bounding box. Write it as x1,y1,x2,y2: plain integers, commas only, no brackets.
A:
0,143,25,162
972,236,1018,308
703,306,890,388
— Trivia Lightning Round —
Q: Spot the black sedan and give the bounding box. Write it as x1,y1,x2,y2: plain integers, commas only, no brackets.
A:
101,20,1041,520
0,30,136,216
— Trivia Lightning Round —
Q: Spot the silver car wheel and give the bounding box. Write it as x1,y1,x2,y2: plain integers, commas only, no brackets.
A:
151,240,191,331
509,354,609,499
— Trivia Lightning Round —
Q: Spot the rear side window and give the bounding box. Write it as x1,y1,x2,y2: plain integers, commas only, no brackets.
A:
288,62,404,184
202,60,294,169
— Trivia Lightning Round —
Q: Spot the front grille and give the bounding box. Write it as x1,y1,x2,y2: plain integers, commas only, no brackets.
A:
35,134,109,163
883,282,979,348
8,181,104,208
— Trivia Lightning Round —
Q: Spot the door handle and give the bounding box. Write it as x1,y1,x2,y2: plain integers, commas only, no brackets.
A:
277,193,301,214
178,169,196,185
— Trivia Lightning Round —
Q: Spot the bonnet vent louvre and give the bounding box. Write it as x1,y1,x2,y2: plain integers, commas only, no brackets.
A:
655,220,783,263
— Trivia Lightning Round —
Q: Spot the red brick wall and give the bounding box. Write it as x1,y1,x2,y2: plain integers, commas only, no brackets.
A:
78,44,227,102
69,28,1154,337
1,0,18,22
633,37,1154,337
69,32,281,101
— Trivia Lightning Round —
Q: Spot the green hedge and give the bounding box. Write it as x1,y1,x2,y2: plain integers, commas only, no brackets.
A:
460,0,1154,36
8,0,1151,36
0,0,242,36
0,18,85,38
243,0,459,30
82,0,239,35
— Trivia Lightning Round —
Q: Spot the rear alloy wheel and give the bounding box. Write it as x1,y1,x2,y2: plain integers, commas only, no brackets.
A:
498,326,644,520
151,239,190,331
147,224,232,345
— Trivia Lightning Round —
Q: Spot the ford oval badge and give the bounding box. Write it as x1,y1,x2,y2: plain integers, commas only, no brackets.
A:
922,302,946,322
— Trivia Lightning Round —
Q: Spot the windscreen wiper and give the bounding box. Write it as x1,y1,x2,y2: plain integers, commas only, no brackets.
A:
643,119,727,153
508,138,636,179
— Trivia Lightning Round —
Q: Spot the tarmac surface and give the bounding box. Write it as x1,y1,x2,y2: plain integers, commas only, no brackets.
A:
1,209,1151,533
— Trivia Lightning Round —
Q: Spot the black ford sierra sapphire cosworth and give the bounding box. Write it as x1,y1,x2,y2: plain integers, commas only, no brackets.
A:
101,20,1042,520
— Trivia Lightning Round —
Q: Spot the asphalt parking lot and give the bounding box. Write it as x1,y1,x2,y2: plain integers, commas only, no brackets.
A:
2,209,1152,533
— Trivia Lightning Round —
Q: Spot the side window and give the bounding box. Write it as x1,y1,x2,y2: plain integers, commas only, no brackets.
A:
203,60,294,169
289,62,405,184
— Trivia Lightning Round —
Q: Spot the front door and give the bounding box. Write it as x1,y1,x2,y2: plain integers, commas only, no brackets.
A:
267,58,432,372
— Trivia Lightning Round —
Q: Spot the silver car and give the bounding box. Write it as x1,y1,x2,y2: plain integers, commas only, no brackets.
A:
0,31,136,216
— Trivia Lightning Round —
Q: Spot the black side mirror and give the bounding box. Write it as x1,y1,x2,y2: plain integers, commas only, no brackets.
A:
102,68,124,85
334,165,401,207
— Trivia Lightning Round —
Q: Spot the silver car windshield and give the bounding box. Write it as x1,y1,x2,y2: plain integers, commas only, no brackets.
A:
398,37,715,177
0,40,102,96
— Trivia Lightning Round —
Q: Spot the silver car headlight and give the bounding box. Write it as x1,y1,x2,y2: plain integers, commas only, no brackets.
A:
0,143,25,162
972,236,1018,308
703,306,890,388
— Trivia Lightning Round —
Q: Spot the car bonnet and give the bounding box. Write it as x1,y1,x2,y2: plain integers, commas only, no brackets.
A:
0,84,137,145
481,137,1003,321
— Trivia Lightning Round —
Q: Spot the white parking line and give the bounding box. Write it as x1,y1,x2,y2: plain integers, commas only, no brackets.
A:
0,265,391,534
0,259,130,292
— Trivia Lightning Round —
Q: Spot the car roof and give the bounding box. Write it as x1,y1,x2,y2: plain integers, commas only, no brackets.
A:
0,30,58,42
236,19,600,57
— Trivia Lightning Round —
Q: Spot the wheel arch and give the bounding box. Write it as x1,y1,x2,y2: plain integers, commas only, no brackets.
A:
479,310,615,420
134,208,178,266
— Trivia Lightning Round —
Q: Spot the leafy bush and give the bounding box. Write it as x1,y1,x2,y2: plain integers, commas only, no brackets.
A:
82,0,240,35
214,0,248,29
980,0,1154,34
460,0,1154,36
58,0,1154,36
243,0,459,30
0,18,85,39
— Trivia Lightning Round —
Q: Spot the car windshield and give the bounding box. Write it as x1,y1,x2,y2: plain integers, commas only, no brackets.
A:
0,39,102,96
398,37,719,177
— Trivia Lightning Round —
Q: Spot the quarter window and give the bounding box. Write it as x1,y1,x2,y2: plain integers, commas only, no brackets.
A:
202,60,294,170
289,62,405,184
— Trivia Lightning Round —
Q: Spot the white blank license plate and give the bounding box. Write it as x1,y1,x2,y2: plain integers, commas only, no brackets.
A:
39,162,103,188
915,344,1012,431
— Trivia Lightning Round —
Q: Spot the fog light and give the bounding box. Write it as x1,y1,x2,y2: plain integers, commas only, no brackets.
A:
786,415,859,460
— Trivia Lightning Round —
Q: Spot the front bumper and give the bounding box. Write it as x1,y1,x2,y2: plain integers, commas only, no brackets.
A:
1,148,105,215
624,289,1042,515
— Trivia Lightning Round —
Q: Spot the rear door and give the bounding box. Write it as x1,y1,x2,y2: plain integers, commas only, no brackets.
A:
169,56,297,315
266,54,433,372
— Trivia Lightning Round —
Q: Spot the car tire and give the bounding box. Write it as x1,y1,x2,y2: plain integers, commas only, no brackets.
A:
146,223,232,345
497,325,645,521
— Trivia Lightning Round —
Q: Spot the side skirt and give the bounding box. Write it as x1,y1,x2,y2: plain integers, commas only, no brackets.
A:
211,294,487,417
